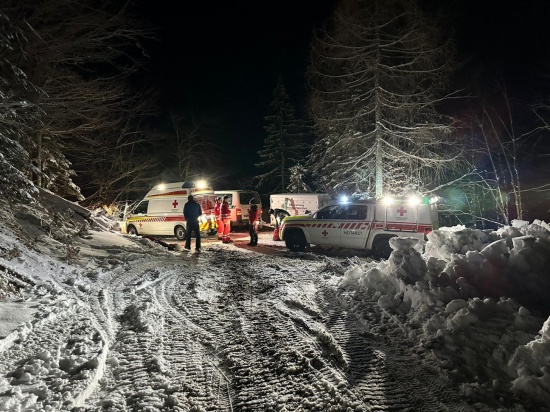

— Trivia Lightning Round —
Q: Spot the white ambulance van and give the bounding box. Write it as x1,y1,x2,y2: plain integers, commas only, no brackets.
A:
123,182,216,240
214,190,262,226
280,195,439,259
269,193,332,225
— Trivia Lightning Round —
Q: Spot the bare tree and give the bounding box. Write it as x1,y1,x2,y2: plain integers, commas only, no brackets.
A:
3,0,157,204
307,0,461,198
438,86,536,226
165,110,223,184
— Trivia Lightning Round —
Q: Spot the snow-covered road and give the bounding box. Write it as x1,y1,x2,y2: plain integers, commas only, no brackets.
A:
0,236,472,411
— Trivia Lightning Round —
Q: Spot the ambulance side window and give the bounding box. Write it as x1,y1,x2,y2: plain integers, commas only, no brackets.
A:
133,201,149,215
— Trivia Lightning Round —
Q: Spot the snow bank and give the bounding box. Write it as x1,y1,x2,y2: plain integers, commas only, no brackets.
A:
343,220,550,405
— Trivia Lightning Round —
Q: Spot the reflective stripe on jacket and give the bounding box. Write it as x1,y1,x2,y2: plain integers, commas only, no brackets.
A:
221,202,231,219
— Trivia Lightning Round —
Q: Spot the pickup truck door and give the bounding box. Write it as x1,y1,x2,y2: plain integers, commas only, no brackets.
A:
310,205,342,245
339,204,369,248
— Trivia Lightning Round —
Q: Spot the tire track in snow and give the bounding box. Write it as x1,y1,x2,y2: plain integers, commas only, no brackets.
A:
154,269,235,410
314,284,474,411
205,247,369,409
82,256,183,410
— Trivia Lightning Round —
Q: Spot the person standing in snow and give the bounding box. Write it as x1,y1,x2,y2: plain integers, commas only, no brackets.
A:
183,195,203,251
221,195,232,243
247,201,260,246
214,196,223,240
269,208,286,241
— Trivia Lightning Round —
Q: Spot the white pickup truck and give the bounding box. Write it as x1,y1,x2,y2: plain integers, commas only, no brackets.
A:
279,196,439,259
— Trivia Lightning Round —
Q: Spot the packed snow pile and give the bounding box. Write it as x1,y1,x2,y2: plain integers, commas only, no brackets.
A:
342,219,550,404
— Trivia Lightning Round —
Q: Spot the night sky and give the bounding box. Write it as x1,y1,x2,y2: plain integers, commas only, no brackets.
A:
140,0,338,179
138,0,550,180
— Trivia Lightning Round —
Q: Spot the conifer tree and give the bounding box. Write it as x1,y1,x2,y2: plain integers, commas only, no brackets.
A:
287,164,311,193
308,0,460,198
0,12,42,201
256,78,311,193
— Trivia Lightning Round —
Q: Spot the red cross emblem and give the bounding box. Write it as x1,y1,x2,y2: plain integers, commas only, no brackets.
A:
322,230,328,237
172,199,178,208
139,222,143,227
397,206,407,216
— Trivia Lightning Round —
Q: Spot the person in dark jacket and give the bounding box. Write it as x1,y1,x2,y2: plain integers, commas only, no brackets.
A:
183,195,203,251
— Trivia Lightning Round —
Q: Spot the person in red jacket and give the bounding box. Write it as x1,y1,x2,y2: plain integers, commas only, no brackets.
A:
221,195,232,243
247,201,260,246
214,196,223,240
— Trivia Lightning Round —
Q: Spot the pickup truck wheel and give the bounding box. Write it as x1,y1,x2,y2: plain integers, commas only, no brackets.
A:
285,230,307,252
373,236,395,260
127,225,138,236
175,225,186,240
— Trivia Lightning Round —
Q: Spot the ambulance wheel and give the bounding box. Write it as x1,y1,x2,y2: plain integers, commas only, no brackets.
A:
285,230,307,252
127,225,138,236
175,225,186,240
373,236,395,260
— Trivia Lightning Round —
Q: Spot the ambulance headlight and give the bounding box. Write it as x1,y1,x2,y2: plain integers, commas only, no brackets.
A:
340,195,349,204
407,196,421,206
383,196,394,205
196,180,208,190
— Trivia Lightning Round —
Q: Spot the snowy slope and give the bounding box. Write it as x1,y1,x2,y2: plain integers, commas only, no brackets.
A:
0,190,549,411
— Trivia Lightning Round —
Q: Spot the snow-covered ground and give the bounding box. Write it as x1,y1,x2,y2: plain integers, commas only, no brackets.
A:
0,189,549,411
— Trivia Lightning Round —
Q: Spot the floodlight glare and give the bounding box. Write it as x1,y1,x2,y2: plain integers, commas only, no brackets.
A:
340,195,349,203
383,196,394,205
408,196,421,206
196,180,208,189
157,183,165,190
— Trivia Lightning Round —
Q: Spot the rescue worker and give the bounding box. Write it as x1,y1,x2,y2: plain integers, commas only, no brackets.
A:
214,196,223,240
221,195,232,243
269,208,286,241
183,195,203,251
247,200,260,246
